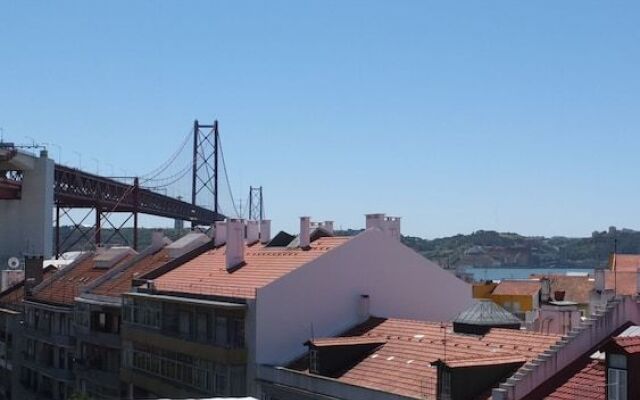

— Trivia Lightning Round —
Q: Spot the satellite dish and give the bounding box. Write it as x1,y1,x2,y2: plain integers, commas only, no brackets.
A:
7,257,20,270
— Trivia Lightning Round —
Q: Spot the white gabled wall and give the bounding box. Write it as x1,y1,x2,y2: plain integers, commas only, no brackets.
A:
255,229,473,365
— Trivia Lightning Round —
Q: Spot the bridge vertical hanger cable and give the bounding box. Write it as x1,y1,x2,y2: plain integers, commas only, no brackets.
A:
218,133,241,218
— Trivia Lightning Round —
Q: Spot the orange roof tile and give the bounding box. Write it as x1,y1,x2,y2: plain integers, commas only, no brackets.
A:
91,248,171,297
609,254,640,272
290,317,560,399
611,335,640,354
153,236,351,299
32,253,135,305
542,359,605,400
492,280,541,296
604,271,638,295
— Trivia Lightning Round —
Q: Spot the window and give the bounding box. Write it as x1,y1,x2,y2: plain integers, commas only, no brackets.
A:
122,298,161,329
440,369,452,400
215,316,228,346
231,318,245,347
197,312,208,342
309,349,319,373
179,311,191,337
608,354,628,400
127,344,217,392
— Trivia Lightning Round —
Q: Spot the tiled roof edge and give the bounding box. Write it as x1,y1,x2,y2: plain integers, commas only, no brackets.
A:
31,251,94,295
135,238,215,282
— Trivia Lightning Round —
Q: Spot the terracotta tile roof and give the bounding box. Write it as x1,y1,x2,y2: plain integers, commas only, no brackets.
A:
611,335,640,354
609,253,640,272
492,280,541,296
90,248,171,297
153,236,351,299
604,271,638,295
0,266,57,307
530,275,594,304
290,317,560,399
31,253,135,305
542,359,605,400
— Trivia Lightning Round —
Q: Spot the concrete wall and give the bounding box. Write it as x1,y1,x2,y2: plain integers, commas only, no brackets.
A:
0,151,54,262
255,229,473,365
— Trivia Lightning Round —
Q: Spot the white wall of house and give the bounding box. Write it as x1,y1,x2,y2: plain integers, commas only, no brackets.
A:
255,229,473,365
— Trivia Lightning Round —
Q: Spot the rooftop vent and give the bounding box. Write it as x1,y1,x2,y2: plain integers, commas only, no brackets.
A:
166,232,209,259
452,300,521,335
94,247,136,269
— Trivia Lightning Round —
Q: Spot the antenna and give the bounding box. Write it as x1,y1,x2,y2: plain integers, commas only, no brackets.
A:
614,238,618,297
440,322,447,361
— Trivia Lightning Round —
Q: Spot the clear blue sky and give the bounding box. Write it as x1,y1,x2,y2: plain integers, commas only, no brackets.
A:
1,1,639,238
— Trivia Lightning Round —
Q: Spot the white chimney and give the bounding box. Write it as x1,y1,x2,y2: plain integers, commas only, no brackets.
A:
595,268,605,292
214,221,227,247
323,220,334,235
246,220,259,245
366,213,386,230
152,230,165,248
260,220,272,244
358,294,371,322
299,216,311,249
226,219,245,270
386,217,401,241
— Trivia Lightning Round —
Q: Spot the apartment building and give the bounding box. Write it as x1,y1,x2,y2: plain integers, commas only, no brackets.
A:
72,232,208,400
120,214,474,399
17,247,137,400
0,259,57,400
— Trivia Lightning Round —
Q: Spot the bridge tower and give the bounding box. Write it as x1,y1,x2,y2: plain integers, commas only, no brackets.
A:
0,149,54,263
191,120,219,228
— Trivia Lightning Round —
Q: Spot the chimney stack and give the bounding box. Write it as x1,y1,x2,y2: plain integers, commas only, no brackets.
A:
385,216,401,241
595,268,605,292
366,213,386,231
260,220,272,244
299,217,311,249
24,255,44,296
358,294,371,322
226,219,245,270
365,213,401,241
151,230,165,248
214,221,227,247
246,220,260,245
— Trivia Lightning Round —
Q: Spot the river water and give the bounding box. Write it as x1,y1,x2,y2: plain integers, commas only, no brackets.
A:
462,266,594,281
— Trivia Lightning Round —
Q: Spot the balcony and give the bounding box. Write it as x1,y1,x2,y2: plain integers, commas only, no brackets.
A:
20,356,75,382
75,329,121,349
75,362,121,390
22,326,74,347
